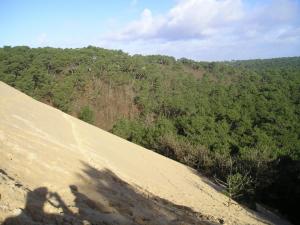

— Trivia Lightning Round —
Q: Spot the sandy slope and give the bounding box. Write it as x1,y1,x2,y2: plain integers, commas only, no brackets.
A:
0,81,290,225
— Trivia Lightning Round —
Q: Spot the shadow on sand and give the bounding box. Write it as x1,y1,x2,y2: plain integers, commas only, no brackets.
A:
3,162,218,225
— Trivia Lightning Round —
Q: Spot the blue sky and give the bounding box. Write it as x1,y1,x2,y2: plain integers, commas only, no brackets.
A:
1,0,300,61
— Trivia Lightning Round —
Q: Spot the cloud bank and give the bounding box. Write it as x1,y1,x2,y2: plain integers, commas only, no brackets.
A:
100,0,300,60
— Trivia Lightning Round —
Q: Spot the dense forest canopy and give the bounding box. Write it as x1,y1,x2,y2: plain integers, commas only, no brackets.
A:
1,46,299,223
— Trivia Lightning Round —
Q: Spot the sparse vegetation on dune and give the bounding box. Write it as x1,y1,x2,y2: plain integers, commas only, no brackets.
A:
0,46,299,223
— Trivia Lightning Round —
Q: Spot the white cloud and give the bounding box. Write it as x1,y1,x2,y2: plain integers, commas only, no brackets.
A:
36,33,48,46
100,0,300,60
108,0,245,41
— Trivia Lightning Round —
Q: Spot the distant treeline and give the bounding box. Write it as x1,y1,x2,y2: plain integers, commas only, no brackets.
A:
1,46,299,223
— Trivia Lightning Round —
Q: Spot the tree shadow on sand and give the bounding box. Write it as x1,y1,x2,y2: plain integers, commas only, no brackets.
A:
3,162,218,225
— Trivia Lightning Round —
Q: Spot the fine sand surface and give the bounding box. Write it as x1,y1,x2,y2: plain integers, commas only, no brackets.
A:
0,81,290,225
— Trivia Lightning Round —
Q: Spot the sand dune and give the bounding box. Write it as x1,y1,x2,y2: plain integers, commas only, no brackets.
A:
0,81,289,225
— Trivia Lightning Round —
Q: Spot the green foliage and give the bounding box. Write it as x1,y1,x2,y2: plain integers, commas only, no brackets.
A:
78,106,94,124
112,119,146,144
224,172,253,207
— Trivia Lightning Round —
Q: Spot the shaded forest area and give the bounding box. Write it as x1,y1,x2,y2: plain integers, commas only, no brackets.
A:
0,46,299,223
